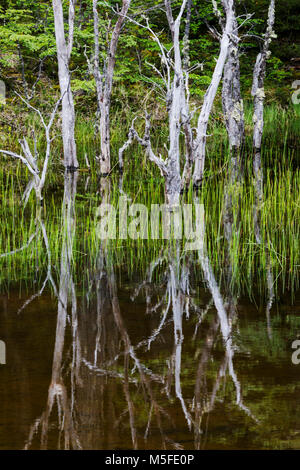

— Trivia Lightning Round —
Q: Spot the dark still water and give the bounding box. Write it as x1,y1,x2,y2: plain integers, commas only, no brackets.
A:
0,280,300,450
0,171,299,450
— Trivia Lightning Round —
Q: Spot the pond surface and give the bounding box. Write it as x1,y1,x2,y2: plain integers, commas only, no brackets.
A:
0,280,300,450
0,172,299,450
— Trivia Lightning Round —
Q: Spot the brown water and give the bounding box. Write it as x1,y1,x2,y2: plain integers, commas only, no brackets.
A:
0,172,299,450
1,279,300,450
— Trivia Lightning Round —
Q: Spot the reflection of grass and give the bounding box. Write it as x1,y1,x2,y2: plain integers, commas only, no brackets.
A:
0,104,299,297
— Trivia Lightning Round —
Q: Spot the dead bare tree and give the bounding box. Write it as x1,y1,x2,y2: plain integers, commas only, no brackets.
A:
220,1,275,252
17,44,47,101
221,10,246,243
119,0,191,206
0,93,62,203
52,0,79,169
252,0,276,204
250,0,276,340
222,10,246,179
192,0,236,187
119,0,237,202
25,173,81,450
93,0,132,176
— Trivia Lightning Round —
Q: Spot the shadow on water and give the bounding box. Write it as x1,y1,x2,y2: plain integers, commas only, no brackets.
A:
0,173,300,450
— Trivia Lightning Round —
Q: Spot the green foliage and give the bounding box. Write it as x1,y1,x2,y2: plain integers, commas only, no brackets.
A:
0,0,298,105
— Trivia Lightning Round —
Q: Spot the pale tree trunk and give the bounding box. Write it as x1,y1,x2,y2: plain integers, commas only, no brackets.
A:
222,17,245,180
252,0,276,204
25,173,80,450
0,93,63,203
52,0,78,169
222,11,245,240
183,0,192,73
193,0,235,187
197,216,257,423
164,0,189,205
251,0,276,339
119,0,189,206
181,0,194,189
93,0,131,175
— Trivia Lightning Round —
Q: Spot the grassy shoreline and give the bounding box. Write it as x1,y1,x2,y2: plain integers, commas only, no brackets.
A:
0,103,299,299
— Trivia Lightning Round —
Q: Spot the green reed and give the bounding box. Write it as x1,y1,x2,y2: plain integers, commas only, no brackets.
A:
0,103,298,299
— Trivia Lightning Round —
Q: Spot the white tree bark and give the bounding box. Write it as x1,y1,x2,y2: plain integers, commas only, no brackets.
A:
120,0,237,200
93,0,131,175
119,0,189,206
193,0,235,187
221,9,245,240
250,0,276,340
163,0,189,205
0,93,62,203
222,15,245,177
52,0,78,169
252,0,276,203
181,0,194,189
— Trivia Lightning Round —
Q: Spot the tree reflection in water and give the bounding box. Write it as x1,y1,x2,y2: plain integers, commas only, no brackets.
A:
25,172,80,449
24,176,263,450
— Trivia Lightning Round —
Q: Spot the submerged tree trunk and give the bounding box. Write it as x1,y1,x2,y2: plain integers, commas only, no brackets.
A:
52,0,78,169
193,0,235,187
251,0,276,203
93,0,131,175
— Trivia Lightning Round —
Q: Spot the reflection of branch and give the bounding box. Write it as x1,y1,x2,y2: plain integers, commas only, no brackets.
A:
0,203,59,316
0,92,63,202
0,229,37,258
82,358,137,382
108,263,172,448
193,313,220,449
198,247,259,424
193,299,214,340
123,353,138,449
253,177,274,339
25,173,80,450
18,211,58,314
134,248,196,431
169,256,193,429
